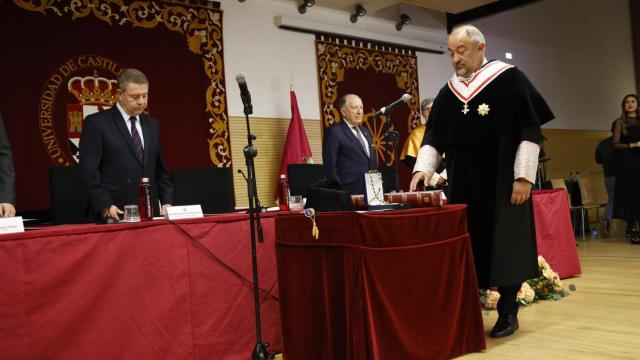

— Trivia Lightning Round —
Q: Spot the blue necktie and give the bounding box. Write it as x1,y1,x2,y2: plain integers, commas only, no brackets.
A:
129,116,144,163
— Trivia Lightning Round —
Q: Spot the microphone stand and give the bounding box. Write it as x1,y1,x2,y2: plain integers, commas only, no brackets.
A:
381,111,400,192
241,104,273,360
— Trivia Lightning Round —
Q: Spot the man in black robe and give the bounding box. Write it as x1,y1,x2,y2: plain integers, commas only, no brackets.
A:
410,25,554,338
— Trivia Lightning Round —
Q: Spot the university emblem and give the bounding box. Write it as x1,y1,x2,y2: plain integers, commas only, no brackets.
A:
38,55,122,165
66,73,119,162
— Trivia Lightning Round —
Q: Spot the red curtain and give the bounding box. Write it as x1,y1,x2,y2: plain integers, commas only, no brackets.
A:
315,35,421,190
0,0,230,211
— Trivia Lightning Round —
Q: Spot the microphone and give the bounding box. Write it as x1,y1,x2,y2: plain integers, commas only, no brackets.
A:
374,93,412,117
235,72,253,115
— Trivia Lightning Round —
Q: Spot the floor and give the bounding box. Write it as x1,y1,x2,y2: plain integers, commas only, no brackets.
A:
461,232,640,359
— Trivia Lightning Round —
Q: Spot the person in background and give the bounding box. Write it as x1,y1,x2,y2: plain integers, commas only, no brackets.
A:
322,94,378,195
80,68,173,222
410,25,554,338
400,98,447,189
0,113,16,217
595,122,617,235
611,94,640,244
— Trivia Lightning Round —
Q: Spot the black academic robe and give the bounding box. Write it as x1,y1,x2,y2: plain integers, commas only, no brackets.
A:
423,64,554,288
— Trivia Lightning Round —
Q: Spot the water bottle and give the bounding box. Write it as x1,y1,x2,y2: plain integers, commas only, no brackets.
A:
277,174,290,211
138,177,153,221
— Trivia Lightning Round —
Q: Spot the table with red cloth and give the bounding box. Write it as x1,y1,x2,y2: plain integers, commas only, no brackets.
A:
275,205,487,360
0,214,282,360
532,189,582,278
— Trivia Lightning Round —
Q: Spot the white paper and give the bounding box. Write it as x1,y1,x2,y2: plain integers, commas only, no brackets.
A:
0,216,25,234
164,205,204,220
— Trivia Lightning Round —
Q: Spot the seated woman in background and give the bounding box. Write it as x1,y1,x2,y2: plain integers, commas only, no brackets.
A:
612,94,640,244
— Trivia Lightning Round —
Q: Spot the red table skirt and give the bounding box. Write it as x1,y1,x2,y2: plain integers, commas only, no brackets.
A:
0,192,578,359
275,205,487,360
0,214,281,359
532,189,582,278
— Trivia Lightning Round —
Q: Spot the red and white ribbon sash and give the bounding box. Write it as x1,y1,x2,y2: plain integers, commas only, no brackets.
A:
447,60,514,104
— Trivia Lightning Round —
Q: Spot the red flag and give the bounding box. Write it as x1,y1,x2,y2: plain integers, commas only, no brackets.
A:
275,89,313,200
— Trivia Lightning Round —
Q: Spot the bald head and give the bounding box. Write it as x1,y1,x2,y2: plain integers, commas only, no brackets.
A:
448,25,486,78
450,25,485,45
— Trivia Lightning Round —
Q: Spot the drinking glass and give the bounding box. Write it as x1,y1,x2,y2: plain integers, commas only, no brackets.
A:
289,195,304,210
123,205,141,222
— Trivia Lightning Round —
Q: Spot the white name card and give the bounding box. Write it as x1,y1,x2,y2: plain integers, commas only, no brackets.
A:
0,216,25,234
164,205,204,220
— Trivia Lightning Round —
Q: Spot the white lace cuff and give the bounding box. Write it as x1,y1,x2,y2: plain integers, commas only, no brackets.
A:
413,145,442,183
514,140,540,183
428,173,441,187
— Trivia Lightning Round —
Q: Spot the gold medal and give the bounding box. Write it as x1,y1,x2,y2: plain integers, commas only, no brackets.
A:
477,103,490,116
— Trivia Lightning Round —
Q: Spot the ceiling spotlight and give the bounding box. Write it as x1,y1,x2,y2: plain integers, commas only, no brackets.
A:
395,13,411,31
298,0,315,14
350,4,366,23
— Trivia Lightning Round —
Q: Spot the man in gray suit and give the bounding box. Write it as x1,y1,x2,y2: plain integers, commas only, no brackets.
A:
0,113,16,217
80,68,173,221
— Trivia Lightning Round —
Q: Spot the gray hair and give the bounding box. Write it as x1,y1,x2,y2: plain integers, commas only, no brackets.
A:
117,68,149,92
420,98,433,113
337,94,361,109
452,24,485,44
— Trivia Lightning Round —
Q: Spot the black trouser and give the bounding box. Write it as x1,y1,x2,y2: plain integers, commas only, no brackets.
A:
497,284,520,317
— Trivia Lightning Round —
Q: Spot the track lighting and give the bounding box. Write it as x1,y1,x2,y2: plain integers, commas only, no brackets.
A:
350,4,366,23
395,13,411,31
298,0,315,14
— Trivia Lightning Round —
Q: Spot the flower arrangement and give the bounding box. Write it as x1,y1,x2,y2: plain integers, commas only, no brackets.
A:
480,256,575,310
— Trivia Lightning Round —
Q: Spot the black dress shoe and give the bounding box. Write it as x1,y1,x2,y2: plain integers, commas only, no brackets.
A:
489,313,519,338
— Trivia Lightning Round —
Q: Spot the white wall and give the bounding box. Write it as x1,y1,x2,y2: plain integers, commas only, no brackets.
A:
221,0,449,119
221,0,319,119
221,0,635,130
473,0,635,130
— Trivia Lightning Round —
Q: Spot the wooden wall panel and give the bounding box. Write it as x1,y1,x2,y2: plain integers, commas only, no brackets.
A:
229,116,323,207
227,125,611,207
541,128,610,181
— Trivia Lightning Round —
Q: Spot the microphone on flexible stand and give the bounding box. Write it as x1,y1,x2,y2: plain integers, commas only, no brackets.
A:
374,93,412,117
235,72,253,115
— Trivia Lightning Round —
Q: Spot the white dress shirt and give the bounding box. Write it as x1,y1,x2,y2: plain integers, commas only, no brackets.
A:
116,102,145,147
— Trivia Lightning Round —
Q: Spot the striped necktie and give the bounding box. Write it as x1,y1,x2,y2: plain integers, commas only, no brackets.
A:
354,126,370,158
129,116,144,163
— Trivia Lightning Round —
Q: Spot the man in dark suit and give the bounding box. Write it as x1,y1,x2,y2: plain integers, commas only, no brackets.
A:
0,113,16,217
80,68,173,221
322,94,377,195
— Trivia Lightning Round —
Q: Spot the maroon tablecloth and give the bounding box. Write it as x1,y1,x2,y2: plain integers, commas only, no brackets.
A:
275,205,486,360
0,214,282,359
532,189,582,278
